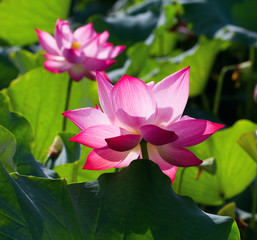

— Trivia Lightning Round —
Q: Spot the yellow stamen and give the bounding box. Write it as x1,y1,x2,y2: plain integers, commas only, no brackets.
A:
72,41,81,49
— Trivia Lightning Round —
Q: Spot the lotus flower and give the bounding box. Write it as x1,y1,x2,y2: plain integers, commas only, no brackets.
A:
36,19,125,81
63,67,224,183
254,84,257,103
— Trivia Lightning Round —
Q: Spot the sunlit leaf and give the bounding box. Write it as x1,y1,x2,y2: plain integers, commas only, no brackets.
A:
0,92,58,178
0,0,71,46
218,202,236,219
5,68,98,163
10,49,44,74
238,130,257,163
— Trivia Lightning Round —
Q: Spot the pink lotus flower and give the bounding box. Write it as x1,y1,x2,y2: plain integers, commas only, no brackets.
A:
35,19,125,81
63,67,224,183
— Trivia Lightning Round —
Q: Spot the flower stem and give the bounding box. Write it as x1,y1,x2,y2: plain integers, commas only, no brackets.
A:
177,168,186,195
213,62,251,115
250,166,257,229
213,66,228,115
245,47,257,119
71,161,79,183
140,140,149,159
62,78,73,131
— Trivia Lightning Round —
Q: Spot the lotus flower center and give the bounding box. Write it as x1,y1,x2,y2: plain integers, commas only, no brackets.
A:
72,41,81,49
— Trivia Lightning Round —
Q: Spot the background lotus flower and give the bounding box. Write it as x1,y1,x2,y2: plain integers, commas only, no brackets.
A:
63,67,224,183
36,19,125,81
254,84,257,103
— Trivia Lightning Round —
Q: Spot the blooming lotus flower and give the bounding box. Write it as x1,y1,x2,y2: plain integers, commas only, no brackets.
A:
35,19,125,81
63,67,224,183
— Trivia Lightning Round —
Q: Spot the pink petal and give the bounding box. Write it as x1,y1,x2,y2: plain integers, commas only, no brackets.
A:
156,144,202,167
98,71,111,82
105,134,142,152
68,64,87,81
35,29,61,55
140,124,178,146
54,19,72,49
115,145,141,168
96,72,116,121
83,58,116,71
63,48,85,64
73,23,97,45
98,31,109,45
83,147,130,170
147,81,156,90
62,107,111,130
153,67,190,127
147,143,177,183
168,118,225,147
44,59,72,73
97,44,114,59
110,45,126,58
82,34,101,58
43,54,65,61
70,124,121,148
111,75,157,131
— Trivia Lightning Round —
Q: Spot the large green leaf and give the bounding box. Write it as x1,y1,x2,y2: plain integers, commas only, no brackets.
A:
180,0,257,45
0,0,71,46
0,162,83,240
173,120,257,205
0,125,16,172
5,68,68,162
0,92,58,178
5,68,98,163
68,160,240,240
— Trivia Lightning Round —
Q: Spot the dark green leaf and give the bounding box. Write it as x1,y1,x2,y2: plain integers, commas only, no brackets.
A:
0,47,18,89
181,0,257,45
68,160,240,240
89,0,166,46
0,161,83,240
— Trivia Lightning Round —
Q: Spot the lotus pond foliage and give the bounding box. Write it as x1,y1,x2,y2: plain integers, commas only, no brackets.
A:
0,0,257,239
